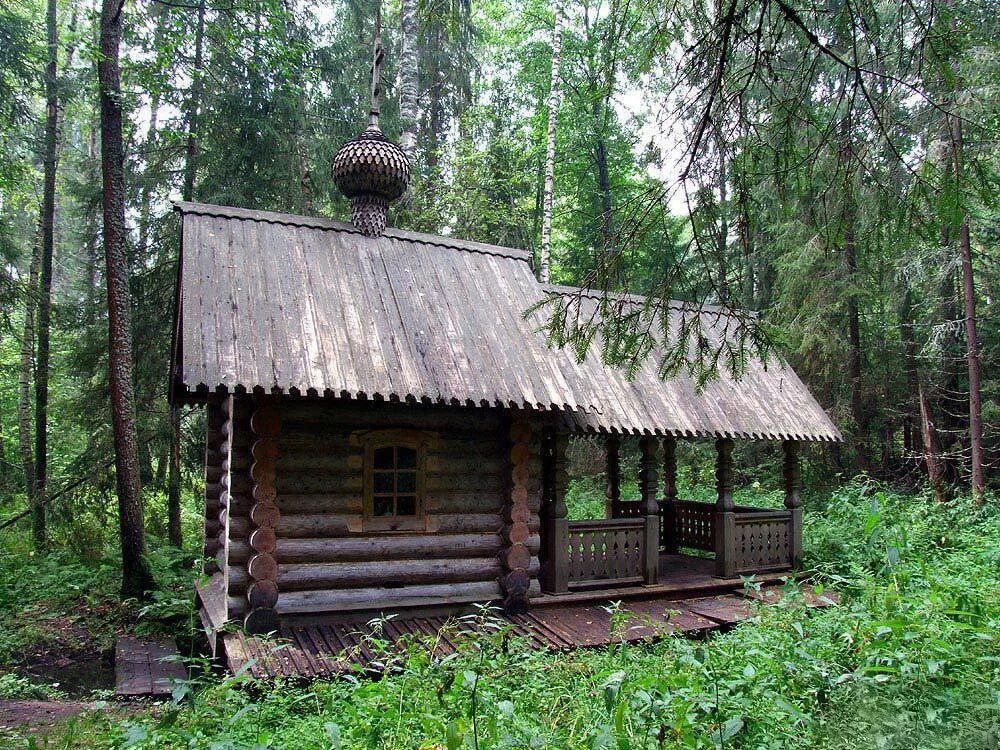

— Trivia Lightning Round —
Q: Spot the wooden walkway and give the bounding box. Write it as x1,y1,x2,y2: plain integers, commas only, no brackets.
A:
114,636,187,697
222,585,838,680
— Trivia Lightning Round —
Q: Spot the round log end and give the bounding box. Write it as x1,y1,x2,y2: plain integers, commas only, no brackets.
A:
250,407,281,436
507,522,530,545
503,543,531,571
247,580,279,609
249,502,281,528
251,439,279,462
248,553,278,581
509,421,532,443
244,607,279,634
250,461,276,484
252,484,277,504
509,442,530,463
249,527,277,554
504,504,530,524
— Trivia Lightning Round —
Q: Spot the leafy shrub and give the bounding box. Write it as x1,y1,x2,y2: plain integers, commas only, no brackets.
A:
9,480,1000,749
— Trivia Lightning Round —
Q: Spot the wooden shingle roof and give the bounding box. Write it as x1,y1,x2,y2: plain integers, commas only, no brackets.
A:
171,202,840,442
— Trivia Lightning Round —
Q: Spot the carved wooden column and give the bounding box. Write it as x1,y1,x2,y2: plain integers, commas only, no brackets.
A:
783,439,803,568
501,417,533,612
540,431,569,593
661,435,678,554
605,435,621,519
714,437,737,578
639,436,659,585
245,401,281,634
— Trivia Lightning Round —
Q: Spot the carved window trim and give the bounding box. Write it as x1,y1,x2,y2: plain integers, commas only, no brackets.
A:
356,429,434,532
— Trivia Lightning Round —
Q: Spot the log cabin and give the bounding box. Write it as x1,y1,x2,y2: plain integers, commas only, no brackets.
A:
170,199,840,648
169,40,839,648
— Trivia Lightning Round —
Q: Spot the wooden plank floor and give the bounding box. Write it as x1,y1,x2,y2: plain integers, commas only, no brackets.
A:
222,584,834,681
114,636,187,697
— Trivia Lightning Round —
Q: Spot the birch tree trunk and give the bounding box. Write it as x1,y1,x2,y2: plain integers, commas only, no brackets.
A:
398,0,419,160
100,0,154,598
539,6,562,285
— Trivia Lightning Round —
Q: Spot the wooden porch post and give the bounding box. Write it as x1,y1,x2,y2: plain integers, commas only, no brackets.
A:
661,435,678,554
540,431,569,593
714,437,737,578
639,436,659,584
605,435,621,518
783,439,803,568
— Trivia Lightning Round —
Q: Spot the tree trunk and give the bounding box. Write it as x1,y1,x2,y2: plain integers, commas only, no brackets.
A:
593,101,614,254
167,405,182,547
100,0,154,599
85,125,100,324
398,0,419,160
837,114,868,472
182,0,206,203
716,137,729,302
899,287,923,471
845,221,868,472
538,6,562,284
950,92,985,504
31,0,62,550
18,242,39,524
919,383,951,503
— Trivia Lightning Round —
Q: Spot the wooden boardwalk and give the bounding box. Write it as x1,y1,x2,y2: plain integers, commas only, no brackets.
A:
222,585,837,680
114,636,187,697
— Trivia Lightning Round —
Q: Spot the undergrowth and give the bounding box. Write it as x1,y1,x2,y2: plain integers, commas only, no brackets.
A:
2,480,997,749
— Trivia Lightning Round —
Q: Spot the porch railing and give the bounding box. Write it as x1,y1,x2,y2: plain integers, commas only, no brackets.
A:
728,507,794,574
662,500,796,577
663,500,715,552
565,518,645,587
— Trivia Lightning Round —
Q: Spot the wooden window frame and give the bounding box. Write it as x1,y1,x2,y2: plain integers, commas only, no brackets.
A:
359,429,432,532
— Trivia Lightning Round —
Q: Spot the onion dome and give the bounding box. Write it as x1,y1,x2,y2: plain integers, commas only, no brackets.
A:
331,124,410,237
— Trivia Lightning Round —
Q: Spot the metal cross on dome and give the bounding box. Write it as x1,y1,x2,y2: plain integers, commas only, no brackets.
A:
330,1,411,238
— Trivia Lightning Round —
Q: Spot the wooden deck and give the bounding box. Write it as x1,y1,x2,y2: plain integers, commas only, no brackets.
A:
222,579,837,681
547,553,794,603
114,636,187,697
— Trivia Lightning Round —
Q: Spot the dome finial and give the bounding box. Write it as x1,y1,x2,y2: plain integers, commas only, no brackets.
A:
331,0,411,237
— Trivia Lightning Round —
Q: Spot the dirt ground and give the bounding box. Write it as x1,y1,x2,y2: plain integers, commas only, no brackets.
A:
0,699,96,733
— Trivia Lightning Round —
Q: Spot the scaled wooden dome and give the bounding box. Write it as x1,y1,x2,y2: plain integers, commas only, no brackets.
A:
331,125,411,237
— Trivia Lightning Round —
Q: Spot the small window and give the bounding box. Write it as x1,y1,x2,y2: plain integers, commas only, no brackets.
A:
366,442,423,521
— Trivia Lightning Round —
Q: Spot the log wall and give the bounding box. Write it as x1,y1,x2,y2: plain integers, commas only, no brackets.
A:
225,401,543,618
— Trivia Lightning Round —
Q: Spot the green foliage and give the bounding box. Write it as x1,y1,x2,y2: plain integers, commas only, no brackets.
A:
0,532,201,666
8,482,993,749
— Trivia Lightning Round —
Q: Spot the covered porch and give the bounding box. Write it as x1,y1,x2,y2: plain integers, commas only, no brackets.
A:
538,434,805,597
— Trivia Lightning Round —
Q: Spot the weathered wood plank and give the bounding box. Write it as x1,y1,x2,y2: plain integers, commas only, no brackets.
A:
114,636,187,697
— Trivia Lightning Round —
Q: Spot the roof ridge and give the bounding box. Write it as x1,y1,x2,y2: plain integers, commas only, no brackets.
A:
173,201,532,262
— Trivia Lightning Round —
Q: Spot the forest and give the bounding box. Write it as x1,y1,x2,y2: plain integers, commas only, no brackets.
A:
0,0,997,747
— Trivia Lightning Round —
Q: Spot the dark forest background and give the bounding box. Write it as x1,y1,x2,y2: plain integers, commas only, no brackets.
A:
0,0,996,562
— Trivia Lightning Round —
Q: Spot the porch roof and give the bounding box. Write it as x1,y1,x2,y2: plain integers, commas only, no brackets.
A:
170,201,840,442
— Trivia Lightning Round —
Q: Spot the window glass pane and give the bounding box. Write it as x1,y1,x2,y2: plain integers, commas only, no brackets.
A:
397,446,417,469
397,471,416,493
374,446,394,469
374,471,394,494
373,496,394,516
396,496,416,516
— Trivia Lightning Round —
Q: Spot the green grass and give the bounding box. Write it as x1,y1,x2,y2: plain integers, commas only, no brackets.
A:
0,479,993,749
